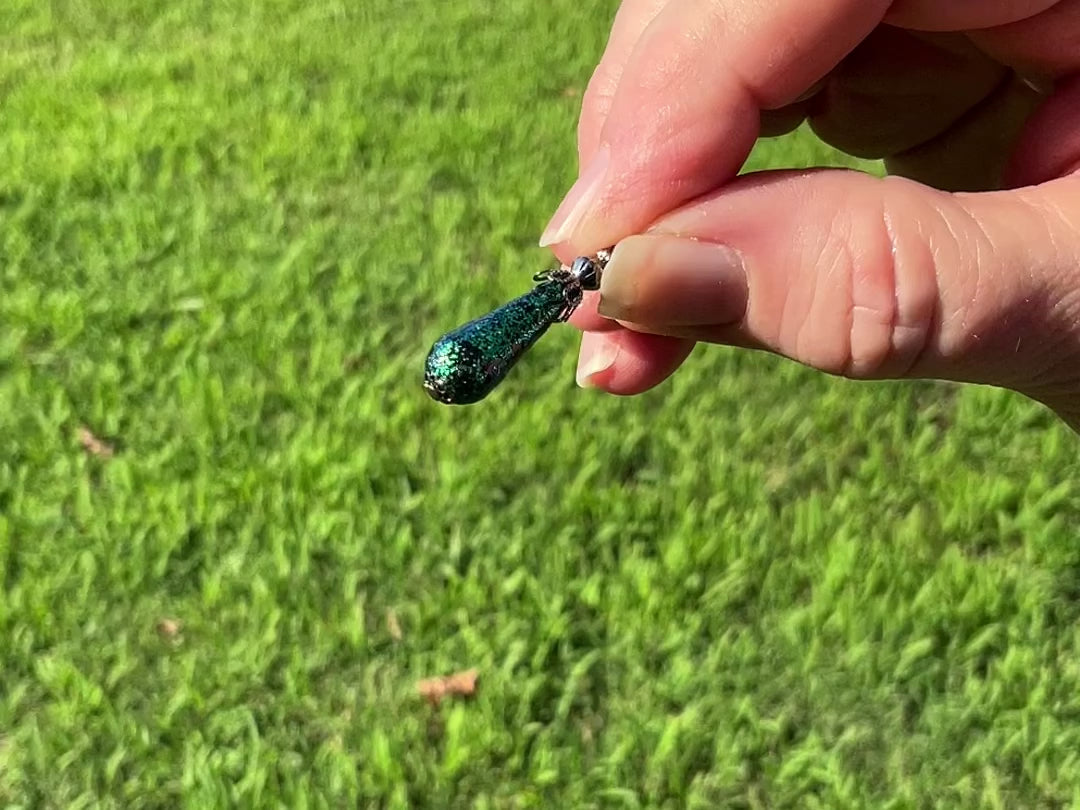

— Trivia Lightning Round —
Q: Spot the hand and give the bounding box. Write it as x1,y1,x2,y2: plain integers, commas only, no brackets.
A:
541,0,1080,430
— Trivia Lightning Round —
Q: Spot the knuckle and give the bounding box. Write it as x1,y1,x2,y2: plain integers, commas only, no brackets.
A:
581,65,619,121
793,176,942,380
855,182,941,380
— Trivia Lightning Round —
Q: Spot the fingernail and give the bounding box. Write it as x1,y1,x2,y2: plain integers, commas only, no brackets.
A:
597,235,747,326
539,145,610,248
575,332,620,388
793,78,827,104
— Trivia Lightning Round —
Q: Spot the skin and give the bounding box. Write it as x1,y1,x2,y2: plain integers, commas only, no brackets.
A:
540,0,1080,431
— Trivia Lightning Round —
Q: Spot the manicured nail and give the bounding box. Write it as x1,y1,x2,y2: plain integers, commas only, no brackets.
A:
575,331,619,388
597,235,747,326
539,145,610,248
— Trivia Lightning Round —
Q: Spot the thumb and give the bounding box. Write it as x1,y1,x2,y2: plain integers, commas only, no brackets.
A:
596,168,1080,417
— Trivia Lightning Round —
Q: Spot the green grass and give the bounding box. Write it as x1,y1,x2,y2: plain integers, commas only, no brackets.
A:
2,1,1079,807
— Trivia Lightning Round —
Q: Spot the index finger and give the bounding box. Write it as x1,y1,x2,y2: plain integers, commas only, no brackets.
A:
540,0,892,253
576,0,673,166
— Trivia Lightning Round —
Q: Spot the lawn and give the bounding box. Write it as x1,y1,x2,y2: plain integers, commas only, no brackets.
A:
2,1,1080,807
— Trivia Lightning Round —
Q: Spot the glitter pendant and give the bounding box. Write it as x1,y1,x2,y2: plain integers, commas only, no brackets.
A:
424,249,612,405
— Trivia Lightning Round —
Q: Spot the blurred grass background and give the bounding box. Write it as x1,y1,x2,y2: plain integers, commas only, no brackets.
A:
2,1,1080,807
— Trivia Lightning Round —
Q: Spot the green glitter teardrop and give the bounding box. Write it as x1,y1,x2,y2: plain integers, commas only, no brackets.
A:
424,280,570,405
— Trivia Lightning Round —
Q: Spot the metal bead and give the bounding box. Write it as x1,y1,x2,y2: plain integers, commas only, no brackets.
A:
570,256,600,291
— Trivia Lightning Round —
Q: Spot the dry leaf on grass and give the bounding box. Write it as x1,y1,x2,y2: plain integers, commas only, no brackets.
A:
417,668,478,707
386,609,403,641
77,427,114,458
156,617,183,642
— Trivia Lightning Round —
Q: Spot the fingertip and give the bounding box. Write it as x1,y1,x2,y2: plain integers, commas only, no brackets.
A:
576,328,694,396
567,292,622,332
576,330,621,388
